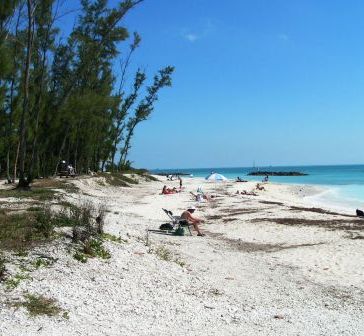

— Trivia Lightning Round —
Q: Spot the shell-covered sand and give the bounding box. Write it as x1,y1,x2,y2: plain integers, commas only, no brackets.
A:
1,176,363,335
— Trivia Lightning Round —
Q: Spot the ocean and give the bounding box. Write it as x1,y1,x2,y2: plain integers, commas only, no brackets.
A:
152,165,364,210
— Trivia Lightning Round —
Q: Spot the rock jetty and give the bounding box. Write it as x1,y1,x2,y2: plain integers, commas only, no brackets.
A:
248,171,308,176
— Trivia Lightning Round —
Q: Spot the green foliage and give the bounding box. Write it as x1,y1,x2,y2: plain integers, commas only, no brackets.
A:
73,251,88,263
154,246,185,267
5,272,32,291
0,1,174,181
0,212,42,251
102,233,126,243
0,188,57,201
155,246,173,261
34,207,55,238
73,238,111,262
16,294,62,317
0,256,6,281
0,202,86,251
32,258,51,269
83,238,111,259
99,172,138,186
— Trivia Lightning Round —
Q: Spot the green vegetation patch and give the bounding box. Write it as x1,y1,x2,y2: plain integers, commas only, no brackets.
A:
32,257,53,269
13,294,63,317
0,212,48,251
32,178,79,193
0,205,82,251
73,238,111,263
154,246,185,267
5,272,32,290
119,168,159,182
102,233,126,243
0,256,6,281
99,172,137,187
0,188,57,201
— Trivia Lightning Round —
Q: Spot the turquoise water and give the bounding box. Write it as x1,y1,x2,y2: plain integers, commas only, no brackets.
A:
153,165,364,209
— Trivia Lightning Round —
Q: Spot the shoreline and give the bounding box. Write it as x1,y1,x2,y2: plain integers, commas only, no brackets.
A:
181,176,361,215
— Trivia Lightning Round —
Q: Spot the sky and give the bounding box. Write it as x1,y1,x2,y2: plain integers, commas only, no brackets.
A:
59,0,364,169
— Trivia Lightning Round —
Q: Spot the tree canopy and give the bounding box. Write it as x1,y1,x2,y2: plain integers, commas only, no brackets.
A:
0,0,174,186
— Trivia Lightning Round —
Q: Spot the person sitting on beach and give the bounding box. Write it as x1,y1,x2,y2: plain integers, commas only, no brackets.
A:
162,185,179,194
67,164,75,176
180,207,205,236
256,183,265,191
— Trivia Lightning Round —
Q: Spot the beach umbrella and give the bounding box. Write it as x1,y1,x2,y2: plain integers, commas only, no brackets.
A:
205,173,228,181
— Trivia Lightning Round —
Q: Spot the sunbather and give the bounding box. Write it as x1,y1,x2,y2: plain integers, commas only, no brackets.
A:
180,207,205,236
236,190,258,196
190,191,211,202
256,183,265,191
162,185,179,194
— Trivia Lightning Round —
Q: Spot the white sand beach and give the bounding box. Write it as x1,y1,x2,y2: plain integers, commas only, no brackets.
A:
1,176,363,336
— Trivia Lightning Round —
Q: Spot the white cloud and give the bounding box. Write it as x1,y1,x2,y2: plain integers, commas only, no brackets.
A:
278,33,289,41
181,18,216,43
183,33,199,42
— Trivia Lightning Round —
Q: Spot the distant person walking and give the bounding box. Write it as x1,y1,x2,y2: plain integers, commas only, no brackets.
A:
178,176,183,189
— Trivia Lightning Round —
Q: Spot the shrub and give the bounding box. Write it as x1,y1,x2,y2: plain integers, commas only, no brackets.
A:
83,239,111,259
73,238,111,263
95,204,107,235
102,233,126,243
20,294,62,317
0,257,6,281
5,273,32,290
34,207,55,238
32,258,52,269
71,202,108,242
71,202,95,242
0,212,40,251
73,251,88,263
154,246,185,267
155,246,173,262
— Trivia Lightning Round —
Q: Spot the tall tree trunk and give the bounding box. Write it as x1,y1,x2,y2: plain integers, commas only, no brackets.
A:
28,53,47,183
6,5,22,184
54,125,69,176
18,0,35,188
6,150,11,183
13,141,20,183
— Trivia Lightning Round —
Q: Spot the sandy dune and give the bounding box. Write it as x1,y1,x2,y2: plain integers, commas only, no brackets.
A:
1,176,363,335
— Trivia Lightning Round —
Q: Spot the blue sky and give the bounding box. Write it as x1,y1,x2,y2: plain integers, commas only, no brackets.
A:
60,0,364,169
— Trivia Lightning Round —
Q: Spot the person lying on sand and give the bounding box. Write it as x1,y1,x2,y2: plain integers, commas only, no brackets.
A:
180,207,205,236
161,185,179,195
236,177,248,182
190,191,215,202
236,190,258,196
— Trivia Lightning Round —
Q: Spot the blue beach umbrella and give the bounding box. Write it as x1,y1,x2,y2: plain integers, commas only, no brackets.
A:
205,173,228,181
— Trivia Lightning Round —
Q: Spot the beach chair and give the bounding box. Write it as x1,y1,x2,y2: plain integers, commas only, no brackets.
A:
162,208,192,235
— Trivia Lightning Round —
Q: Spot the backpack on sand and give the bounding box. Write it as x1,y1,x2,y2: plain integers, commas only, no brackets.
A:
356,209,364,217
159,223,174,231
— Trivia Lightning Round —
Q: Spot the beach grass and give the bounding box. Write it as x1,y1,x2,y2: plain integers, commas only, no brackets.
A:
13,294,63,317
0,212,46,251
0,188,58,201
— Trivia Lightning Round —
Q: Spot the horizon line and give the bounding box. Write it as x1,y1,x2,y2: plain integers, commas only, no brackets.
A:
147,163,364,171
